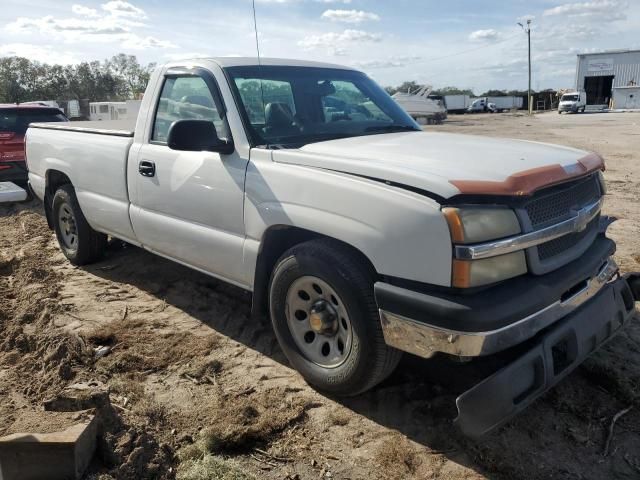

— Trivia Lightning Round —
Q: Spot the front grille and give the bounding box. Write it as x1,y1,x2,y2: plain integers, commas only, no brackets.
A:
524,174,600,229
519,173,603,274
537,215,599,261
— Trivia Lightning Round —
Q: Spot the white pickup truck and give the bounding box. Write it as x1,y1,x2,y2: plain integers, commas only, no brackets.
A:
25,58,639,436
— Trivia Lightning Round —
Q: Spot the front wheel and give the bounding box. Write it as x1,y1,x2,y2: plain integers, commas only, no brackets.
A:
52,184,107,265
269,239,402,396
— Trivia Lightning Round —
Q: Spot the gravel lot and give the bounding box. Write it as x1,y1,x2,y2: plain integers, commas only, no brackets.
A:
1,111,639,480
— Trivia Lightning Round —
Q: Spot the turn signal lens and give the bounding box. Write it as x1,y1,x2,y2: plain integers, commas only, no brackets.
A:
452,251,527,288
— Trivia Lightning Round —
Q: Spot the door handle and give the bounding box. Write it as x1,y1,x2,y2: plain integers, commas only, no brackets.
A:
138,160,155,177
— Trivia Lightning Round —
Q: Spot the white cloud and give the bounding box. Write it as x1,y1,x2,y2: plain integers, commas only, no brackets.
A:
71,5,99,18
321,9,379,23
298,29,381,52
121,35,176,49
543,0,625,17
0,43,78,64
469,29,501,42
4,2,174,50
256,0,352,3
101,0,147,19
355,55,421,69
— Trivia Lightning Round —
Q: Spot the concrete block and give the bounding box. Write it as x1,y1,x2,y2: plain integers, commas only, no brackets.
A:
0,413,97,480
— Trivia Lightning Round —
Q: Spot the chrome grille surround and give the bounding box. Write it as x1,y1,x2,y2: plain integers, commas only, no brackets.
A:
453,173,604,275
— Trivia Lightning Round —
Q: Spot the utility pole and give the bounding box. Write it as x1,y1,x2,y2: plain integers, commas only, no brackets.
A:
518,19,532,115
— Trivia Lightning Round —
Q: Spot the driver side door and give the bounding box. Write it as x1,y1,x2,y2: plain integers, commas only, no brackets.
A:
129,70,249,287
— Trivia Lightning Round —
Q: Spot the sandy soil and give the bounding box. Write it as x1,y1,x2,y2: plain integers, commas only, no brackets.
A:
1,111,639,480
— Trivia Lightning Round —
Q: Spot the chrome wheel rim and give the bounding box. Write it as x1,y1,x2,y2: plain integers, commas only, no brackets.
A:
285,276,353,368
58,203,78,251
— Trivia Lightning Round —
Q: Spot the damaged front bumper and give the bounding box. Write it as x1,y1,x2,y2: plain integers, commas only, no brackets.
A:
455,271,638,436
375,237,639,436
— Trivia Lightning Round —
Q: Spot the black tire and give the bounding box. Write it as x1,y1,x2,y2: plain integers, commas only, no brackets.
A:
269,239,402,396
52,184,107,265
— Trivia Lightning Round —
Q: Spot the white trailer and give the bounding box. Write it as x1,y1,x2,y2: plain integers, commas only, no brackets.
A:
443,95,471,113
89,101,142,121
487,96,524,110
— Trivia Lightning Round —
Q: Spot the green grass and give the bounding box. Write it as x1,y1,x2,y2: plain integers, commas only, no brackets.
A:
176,455,255,480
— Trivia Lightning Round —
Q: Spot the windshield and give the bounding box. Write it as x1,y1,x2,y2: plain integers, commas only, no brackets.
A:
0,108,68,135
561,95,579,102
225,66,420,148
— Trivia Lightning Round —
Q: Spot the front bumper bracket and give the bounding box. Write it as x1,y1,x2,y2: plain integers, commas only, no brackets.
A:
455,273,638,437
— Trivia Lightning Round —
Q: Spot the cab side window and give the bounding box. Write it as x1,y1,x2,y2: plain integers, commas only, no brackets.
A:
152,76,225,143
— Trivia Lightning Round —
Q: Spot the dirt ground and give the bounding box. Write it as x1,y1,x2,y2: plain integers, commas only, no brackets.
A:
1,111,640,480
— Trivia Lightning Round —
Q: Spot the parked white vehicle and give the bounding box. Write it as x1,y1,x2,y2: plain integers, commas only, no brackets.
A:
487,96,524,110
89,100,142,121
25,58,639,437
467,98,498,113
392,85,447,124
558,91,587,113
443,95,471,113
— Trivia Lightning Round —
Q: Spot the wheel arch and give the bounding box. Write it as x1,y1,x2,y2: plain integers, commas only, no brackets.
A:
251,225,377,318
44,169,73,229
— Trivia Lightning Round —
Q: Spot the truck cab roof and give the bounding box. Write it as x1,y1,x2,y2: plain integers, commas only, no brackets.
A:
165,57,358,71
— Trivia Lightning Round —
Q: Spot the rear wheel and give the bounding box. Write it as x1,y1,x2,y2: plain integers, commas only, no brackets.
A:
52,184,107,265
269,239,402,396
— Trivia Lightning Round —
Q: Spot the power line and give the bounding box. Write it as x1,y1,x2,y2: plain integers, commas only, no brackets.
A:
411,32,522,65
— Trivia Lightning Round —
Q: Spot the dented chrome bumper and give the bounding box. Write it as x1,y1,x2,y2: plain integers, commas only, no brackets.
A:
378,257,620,358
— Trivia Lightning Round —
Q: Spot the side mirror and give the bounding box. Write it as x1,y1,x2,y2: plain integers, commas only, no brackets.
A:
167,119,234,154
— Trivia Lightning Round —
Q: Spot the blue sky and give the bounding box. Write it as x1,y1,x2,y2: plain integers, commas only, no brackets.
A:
1,0,637,93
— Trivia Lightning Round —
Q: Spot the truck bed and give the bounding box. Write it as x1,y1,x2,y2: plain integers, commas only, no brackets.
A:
26,121,137,243
29,119,135,137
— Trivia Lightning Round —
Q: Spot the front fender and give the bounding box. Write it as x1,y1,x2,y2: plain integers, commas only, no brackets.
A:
244,160,452,287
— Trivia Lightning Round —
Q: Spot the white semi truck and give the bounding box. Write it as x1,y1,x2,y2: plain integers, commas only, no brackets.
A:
25,58,639,436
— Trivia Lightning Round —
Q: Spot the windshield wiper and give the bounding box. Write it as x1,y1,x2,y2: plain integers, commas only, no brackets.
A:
364,125,421,133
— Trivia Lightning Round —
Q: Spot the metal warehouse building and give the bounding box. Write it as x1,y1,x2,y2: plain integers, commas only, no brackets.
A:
575,49,640,109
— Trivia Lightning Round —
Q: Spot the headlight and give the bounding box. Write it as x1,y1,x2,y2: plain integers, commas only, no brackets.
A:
452,252,527,288
442,206,521,244
443,206,525,287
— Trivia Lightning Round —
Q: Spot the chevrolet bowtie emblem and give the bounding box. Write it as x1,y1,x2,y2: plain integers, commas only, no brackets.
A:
574,207,590,232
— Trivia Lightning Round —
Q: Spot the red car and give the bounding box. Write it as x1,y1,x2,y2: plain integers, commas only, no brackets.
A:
0,104,68,186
